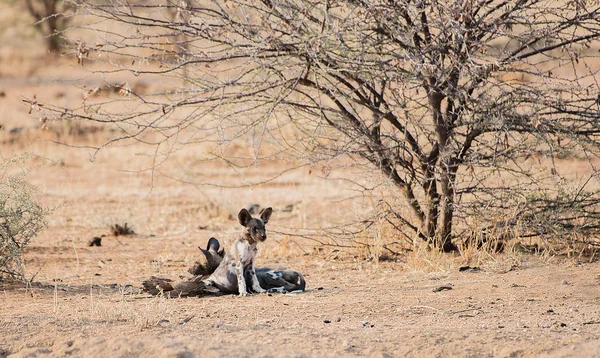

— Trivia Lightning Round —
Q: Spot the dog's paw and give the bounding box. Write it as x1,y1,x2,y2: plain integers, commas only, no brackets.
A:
239,291,248,297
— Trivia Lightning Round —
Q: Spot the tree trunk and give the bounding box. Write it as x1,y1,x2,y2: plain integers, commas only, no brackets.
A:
437,161,459,252
429,88,458,252
45,16,61,53
422,154,440,240
25,0,63,53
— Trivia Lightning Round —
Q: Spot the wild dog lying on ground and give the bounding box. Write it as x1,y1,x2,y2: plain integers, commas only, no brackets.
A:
142,207,305,297
246,267,305,293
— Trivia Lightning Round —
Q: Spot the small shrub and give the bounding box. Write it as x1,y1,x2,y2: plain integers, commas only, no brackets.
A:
0,175,47,282
110,222,135,236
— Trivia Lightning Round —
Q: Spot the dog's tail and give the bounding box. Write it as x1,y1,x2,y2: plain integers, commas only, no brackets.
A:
142,276,221,298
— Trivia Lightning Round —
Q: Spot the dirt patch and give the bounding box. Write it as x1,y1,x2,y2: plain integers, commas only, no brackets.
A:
2,259,600,357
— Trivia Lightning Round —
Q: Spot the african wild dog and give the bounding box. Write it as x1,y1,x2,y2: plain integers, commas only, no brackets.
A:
208,207,272,296
197,237,305,293
245,267,305,293
142,207,305,297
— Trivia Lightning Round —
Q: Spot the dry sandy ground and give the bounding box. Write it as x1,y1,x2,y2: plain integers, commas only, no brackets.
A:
0,132,598,357
1,10,600,357
1,239,600,358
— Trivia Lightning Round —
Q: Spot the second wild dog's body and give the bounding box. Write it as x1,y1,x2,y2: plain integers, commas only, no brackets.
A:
245,267,306,293
208,207,272,296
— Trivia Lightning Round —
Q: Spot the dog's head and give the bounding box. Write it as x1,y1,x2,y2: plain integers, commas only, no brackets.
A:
201,237,225,265
188,237,225,276
238,207,273,243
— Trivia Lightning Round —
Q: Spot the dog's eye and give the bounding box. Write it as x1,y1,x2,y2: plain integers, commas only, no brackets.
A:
252,227,258,233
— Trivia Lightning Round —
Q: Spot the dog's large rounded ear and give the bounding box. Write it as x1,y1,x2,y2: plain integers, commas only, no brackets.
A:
198,246,210,258
238,208,252,227
260,207,273,224
207,237,220,252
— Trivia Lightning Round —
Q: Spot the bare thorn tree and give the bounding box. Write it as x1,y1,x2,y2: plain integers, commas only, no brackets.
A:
34,0,600,252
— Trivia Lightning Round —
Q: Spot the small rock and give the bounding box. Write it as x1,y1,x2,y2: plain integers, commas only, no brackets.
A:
157,319,170,327
9,127,24,134
433,285,453,292
89,237,102,246
324,319,331,324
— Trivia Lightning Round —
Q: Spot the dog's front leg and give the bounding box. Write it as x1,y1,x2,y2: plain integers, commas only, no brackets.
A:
250,265,266,293
236,262,248,296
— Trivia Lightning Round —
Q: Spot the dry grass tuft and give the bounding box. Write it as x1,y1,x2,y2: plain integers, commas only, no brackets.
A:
93,294,176,330
109,222,135,236
51,282,178,331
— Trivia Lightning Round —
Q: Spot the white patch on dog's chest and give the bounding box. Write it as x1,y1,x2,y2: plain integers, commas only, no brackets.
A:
235,240,258,263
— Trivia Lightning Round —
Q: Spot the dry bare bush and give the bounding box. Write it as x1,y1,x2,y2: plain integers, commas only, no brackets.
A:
0,159,48,282
32,0,600,254
110,222,135,236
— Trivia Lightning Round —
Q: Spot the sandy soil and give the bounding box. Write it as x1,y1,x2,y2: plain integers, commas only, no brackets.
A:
0,120,598,358
2,237,600,357
1,6,600,357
